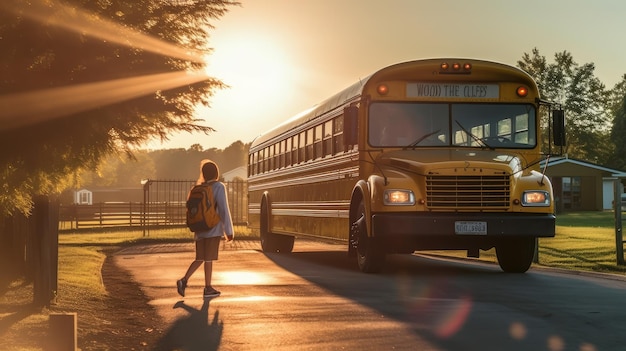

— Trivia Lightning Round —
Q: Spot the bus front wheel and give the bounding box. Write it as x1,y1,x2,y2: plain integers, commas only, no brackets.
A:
260,201,294,253
495,237,536,273
352,200,385,273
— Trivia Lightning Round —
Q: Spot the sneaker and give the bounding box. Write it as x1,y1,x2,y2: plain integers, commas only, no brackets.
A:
176,278,187,297
203,287,221,299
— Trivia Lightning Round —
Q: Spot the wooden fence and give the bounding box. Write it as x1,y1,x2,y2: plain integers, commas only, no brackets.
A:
59,180,248,231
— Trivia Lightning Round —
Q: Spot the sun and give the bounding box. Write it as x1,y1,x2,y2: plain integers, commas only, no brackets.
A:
204,35,294,103
193,34,300,146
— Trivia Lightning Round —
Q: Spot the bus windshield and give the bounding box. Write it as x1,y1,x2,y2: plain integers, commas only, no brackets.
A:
368,102,536,149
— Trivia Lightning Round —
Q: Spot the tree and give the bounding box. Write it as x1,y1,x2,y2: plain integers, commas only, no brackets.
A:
222,141,249,172
518,49,611,163
0,0,239,215
74,141,251,189
80,151,157,188
608,74,626,115
610,92,626,171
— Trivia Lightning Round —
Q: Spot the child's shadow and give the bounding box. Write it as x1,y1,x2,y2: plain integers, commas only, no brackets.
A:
154,299,223,351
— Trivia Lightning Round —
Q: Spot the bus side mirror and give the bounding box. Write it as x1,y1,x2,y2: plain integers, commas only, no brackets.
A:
552,109,566,146
343,105,358,147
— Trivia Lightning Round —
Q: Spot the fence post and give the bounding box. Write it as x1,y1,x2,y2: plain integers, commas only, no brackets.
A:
32,195,59,307
141,179,150,236
615,179,624,265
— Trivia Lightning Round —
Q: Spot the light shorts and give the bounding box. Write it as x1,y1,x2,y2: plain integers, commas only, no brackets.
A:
195,236,221,261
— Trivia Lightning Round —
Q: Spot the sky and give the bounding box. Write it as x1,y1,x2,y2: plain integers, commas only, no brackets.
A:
144,0,626,151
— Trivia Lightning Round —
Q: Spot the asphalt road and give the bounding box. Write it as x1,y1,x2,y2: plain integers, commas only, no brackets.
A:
115,239,626,351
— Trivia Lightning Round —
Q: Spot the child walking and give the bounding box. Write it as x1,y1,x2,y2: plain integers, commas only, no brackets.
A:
177,159,234,298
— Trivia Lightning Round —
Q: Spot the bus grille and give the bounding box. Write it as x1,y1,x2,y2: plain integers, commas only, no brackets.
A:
426,175,510,209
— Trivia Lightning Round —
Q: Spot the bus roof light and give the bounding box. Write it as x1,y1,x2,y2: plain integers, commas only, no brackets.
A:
516,86,529,97
377,84,389,95
440,62,471,75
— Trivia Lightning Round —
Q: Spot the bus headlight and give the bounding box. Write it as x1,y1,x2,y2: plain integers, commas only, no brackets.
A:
384,189,415,205
521,191,550,207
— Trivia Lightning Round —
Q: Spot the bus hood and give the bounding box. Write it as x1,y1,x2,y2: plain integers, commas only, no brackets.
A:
377,149,525,176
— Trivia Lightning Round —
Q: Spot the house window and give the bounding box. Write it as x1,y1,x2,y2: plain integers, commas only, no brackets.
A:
562,176,581,210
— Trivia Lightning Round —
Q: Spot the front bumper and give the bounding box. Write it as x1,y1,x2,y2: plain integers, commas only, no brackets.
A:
372,212,555,237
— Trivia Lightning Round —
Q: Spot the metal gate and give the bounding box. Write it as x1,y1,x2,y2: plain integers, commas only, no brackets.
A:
141,179,248,236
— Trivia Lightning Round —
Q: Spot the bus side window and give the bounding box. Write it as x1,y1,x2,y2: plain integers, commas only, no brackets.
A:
334,115,344,154
497,118,512,139
292,134,298,165
514,114,530,144
314,124,323,159
299,131,306,163
267,145,274,171
306,128,314,161
251,152,256,175
285,138,292,166
277,142,283,169
343,105,358,148
323,120,333,157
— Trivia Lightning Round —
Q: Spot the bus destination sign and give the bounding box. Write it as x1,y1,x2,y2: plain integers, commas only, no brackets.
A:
406,83,499,99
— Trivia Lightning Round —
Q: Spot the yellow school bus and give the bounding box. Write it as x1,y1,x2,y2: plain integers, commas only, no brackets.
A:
247,58,565,273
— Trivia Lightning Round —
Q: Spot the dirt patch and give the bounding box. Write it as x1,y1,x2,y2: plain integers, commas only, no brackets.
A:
0,247,166,350
83,249,166,350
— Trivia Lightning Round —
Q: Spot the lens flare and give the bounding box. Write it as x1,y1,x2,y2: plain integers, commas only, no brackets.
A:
396,273,473,339
433,295,473,338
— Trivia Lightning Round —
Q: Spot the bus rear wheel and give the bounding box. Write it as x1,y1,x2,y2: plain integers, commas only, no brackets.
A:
260,201,294,253
352,200,385,273
495,237,536,273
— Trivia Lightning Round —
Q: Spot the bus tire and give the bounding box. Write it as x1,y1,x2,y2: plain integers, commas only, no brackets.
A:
495,237,535,273
352,200,385,273
260,200,294,253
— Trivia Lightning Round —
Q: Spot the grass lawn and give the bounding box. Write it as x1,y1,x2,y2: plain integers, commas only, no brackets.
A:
542,211,626,274
434,211,626,274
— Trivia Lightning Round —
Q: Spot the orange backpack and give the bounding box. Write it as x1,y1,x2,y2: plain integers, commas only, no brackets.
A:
186,181,221,232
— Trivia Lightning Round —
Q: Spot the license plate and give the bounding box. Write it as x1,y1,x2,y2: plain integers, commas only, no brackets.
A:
455,221,487,235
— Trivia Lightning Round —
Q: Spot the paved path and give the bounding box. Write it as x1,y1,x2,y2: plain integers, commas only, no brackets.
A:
116,239,626,351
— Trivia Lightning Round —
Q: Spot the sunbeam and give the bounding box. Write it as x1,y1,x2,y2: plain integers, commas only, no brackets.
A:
0,0,206,63
0,0,218,130
0,71,210,130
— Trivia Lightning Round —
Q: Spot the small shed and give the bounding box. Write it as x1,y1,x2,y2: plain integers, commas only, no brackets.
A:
73,189,93,205
541,156,626,212
72,187,143,204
